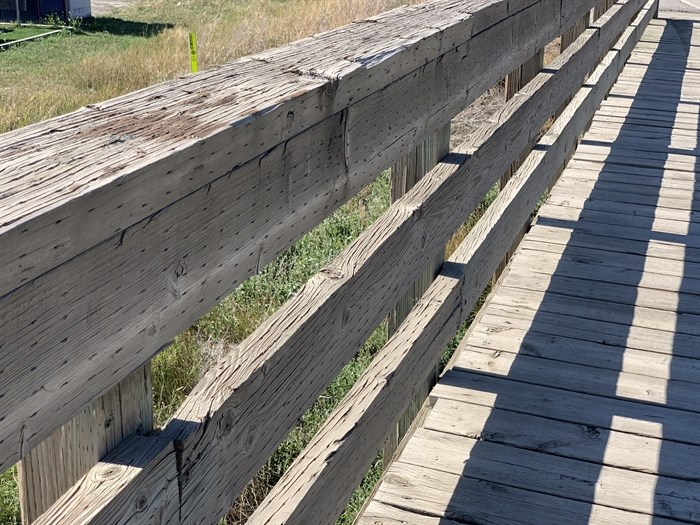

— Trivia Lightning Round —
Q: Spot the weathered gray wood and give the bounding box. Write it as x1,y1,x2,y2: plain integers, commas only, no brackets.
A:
494,48,544,282
18,366,152,524
0,0,616,474
468,321,700,382
384,124,450,466
0,0,602,299
35,1,653,522
357,501,465,525
432,368,700,445
456,345,700,412
371,461,683,525
247,6,654,520
399,429,700,520
478,302,700,360
33,434,178,525
426,398,700,480
562,13,590,50
528,223,700,263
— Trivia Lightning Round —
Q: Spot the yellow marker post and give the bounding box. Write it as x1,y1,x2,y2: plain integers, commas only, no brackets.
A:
189,32,198,74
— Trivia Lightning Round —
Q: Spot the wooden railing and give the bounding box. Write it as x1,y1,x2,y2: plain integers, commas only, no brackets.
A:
0,0,657,522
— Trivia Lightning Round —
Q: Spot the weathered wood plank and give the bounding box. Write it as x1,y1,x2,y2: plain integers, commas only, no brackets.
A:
18,366,152,524
0,0,602,298
492,284,700,336
36,1,655,521
383,124,450,467
372,461,682,525
0,0,618,475
399,429,700,520
33,434,178,525
426,398,700,480
527,223,700,262
467,320,700,382
480,296,700,359
247,5,656,520
432,369,700,445
541,200,698,233
455,345,700,411
517,238,700,287
357,501,465,525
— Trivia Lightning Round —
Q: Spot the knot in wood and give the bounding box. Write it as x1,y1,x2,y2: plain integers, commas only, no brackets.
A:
320,267,344,280
217,411,235,439
134,494,148,512
97,464,121,481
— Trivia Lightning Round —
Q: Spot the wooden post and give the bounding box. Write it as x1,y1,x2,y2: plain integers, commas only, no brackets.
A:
561,15,589,52
17,365,153,524
492,49,544,283
594,0,616,20
382,123,450,464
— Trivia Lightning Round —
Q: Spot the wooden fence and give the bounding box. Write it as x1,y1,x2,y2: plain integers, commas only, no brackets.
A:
0,0,656,522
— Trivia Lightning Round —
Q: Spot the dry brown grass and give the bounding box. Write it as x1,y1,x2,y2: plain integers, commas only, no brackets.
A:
0,0,421,133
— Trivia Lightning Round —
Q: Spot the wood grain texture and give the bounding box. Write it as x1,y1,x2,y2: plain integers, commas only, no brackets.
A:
383,124,450,467
371,461,682,525
247,6,652,520
0,0,601,297
0,0,612,475
399,429,700,520
18,366,152,524
426,398,700,480
35,1,653,522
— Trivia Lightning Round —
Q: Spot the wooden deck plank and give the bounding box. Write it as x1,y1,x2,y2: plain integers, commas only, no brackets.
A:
432,370,700,445
361,13,700,525
398,429,700,521
372,461,685,525
478,304,700,360
425,399,700,481
454,346,699,412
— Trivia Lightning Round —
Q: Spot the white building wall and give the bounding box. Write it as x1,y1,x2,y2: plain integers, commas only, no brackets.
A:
67,0,91,17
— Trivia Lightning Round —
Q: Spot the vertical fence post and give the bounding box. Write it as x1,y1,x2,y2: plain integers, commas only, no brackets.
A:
17,365,153,524
594,0,616,21
382,123,451,465
561,14,589,52
492,49,544,283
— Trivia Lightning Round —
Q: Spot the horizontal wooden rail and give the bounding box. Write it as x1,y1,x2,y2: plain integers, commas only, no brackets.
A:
248,1,657,522
0,0,607,476
31,0,650,522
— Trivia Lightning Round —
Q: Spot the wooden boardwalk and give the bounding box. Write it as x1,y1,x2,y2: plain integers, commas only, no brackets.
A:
359,14,700,525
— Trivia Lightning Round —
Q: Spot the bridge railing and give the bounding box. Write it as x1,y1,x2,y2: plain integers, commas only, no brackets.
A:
0,0,656,522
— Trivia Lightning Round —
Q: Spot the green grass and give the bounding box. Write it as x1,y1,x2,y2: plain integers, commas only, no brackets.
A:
0,468,19,525
0,25,58,44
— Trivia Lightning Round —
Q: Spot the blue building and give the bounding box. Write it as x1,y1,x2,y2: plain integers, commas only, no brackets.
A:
0,0,91,22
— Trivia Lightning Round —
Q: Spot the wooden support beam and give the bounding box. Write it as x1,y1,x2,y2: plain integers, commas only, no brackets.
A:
562,14,590,51
0,0,607,474
18,366,152,524
34,1,651,521
246,3,657,520
494,48,545,282
383,123,450,465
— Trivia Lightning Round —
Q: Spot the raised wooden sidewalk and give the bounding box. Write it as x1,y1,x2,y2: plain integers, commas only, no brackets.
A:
360,14,700,525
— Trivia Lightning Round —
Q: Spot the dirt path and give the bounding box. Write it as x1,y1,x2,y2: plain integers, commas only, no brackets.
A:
91,0,136,16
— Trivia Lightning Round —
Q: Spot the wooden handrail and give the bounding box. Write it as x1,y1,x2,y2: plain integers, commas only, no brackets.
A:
0,0,657,523
0,0,604,476
249,2,656,522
